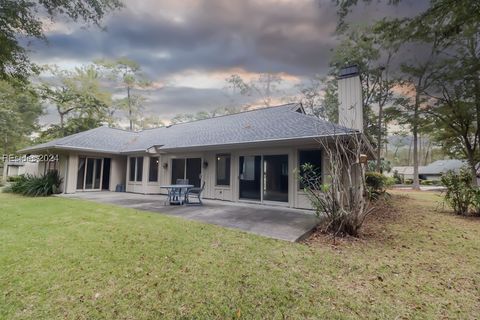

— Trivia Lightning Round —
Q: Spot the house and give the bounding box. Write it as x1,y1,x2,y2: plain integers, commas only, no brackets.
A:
391,159,469,182
2,160,38,181
19,67,366,209
419,159,467,181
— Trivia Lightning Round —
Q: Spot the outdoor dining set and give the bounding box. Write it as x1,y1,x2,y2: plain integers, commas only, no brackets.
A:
160,179,206,206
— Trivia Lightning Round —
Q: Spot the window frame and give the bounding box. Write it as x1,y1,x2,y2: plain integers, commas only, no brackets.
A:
129,156,144,182
215,153,231,186
298,149,322,190
148,156,159,182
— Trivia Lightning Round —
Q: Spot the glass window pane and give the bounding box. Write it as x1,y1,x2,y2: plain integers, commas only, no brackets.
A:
171,159,185,184
76,157,86,190
94,159,102,189
136,157,143,182
263,155,289,202
129,157,135,182
85,158,94,189
186,158,201,187
149,157,159,182
299,150,322,189
239,156,261,200
216,154,230,186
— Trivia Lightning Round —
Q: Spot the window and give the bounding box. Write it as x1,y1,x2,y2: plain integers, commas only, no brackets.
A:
216,154,231,186
129,157,144,182
149,157,159,182
136,157,143,182
299,150,322,189
76,157,103,190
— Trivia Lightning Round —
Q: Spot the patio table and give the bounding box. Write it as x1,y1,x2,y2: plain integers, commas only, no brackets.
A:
160,184,194,205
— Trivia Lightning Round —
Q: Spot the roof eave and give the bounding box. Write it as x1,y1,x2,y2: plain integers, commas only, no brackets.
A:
18,145,122,155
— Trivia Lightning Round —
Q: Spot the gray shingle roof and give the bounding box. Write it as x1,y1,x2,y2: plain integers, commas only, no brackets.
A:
21,103,354,154
420,159,467,175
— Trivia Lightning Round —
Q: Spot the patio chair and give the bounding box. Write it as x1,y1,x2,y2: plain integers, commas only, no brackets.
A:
185,181,206,205
169,179,189,205
176,179,189,185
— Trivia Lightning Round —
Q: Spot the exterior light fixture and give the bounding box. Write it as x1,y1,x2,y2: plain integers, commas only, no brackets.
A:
162,162,168,169
203,161,209,169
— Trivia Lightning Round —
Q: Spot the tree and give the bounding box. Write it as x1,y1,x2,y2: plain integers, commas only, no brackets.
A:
169,106,243,125
225,73,283,108
333,0,480,187
328,24,399,171
95,58,151,131
299,130,374,237
136,115,165,130
0,0,122,83
296,75,338,122
0,80,42,155
39,65,113,137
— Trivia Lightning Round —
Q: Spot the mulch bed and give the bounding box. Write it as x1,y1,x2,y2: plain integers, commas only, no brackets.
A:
303,194,405,247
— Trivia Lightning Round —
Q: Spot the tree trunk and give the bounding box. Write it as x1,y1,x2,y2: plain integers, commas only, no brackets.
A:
412,96,420,190
376,102,383,173
59,112,65,137
127,86,133,131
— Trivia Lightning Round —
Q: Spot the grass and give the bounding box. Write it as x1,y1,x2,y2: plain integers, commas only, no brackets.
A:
0,191,479,319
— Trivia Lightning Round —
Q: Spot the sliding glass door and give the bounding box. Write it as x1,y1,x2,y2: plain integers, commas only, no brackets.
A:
239,156,261,200
171,158,202,187
263,155,289,202
77,157,104,190
239,155,289,203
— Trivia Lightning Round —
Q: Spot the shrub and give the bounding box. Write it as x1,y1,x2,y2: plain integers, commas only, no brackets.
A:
365,172,388,199
4,170,62,197
470,188,480,216
420,180,440,186
404,179,413,185
7,175,24,182
441,168,473,215
392,170,403,184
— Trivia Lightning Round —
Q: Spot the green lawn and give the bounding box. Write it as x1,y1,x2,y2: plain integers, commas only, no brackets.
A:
1,192,479,319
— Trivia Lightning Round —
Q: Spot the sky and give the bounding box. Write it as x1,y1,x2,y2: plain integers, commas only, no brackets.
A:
30,0,428,127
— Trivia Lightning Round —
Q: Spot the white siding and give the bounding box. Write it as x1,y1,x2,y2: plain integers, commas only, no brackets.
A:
338,75,363,132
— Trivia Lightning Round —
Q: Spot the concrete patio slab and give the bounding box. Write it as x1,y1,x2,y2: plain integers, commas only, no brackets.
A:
59,192,319,242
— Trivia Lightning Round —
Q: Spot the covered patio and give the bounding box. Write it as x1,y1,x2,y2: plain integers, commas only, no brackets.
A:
59,192,319,242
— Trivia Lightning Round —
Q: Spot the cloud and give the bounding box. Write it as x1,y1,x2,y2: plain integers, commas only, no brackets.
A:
32,0,429,125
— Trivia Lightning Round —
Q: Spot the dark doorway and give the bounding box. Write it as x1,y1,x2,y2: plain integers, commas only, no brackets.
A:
186,158,202,187
239,155,261,200
171,158,186,184
102,158,111,190
171,158,202,187
263,155,289,202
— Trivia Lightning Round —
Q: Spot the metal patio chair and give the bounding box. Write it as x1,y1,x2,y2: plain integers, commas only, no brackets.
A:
185,181,206,205
169,179,189,204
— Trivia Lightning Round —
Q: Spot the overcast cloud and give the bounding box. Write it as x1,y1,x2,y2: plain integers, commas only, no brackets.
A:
30,0,428,126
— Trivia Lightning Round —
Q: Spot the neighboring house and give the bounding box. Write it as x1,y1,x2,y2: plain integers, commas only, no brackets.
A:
419,159,467,181
390,166,414,181
391,159,469,182
2,161,38,181
19,67,367,209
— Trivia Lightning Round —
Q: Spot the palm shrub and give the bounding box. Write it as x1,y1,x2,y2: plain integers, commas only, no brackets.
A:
440,168,473,215
4,170,62,196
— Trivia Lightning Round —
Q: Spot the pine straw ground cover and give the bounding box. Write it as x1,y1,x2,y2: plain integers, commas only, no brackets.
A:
0,191,479,319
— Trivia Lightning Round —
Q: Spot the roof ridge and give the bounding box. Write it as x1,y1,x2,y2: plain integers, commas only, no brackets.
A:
157,103,301,129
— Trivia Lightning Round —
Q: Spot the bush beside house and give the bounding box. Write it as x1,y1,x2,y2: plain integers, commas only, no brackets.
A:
4,171,62,197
